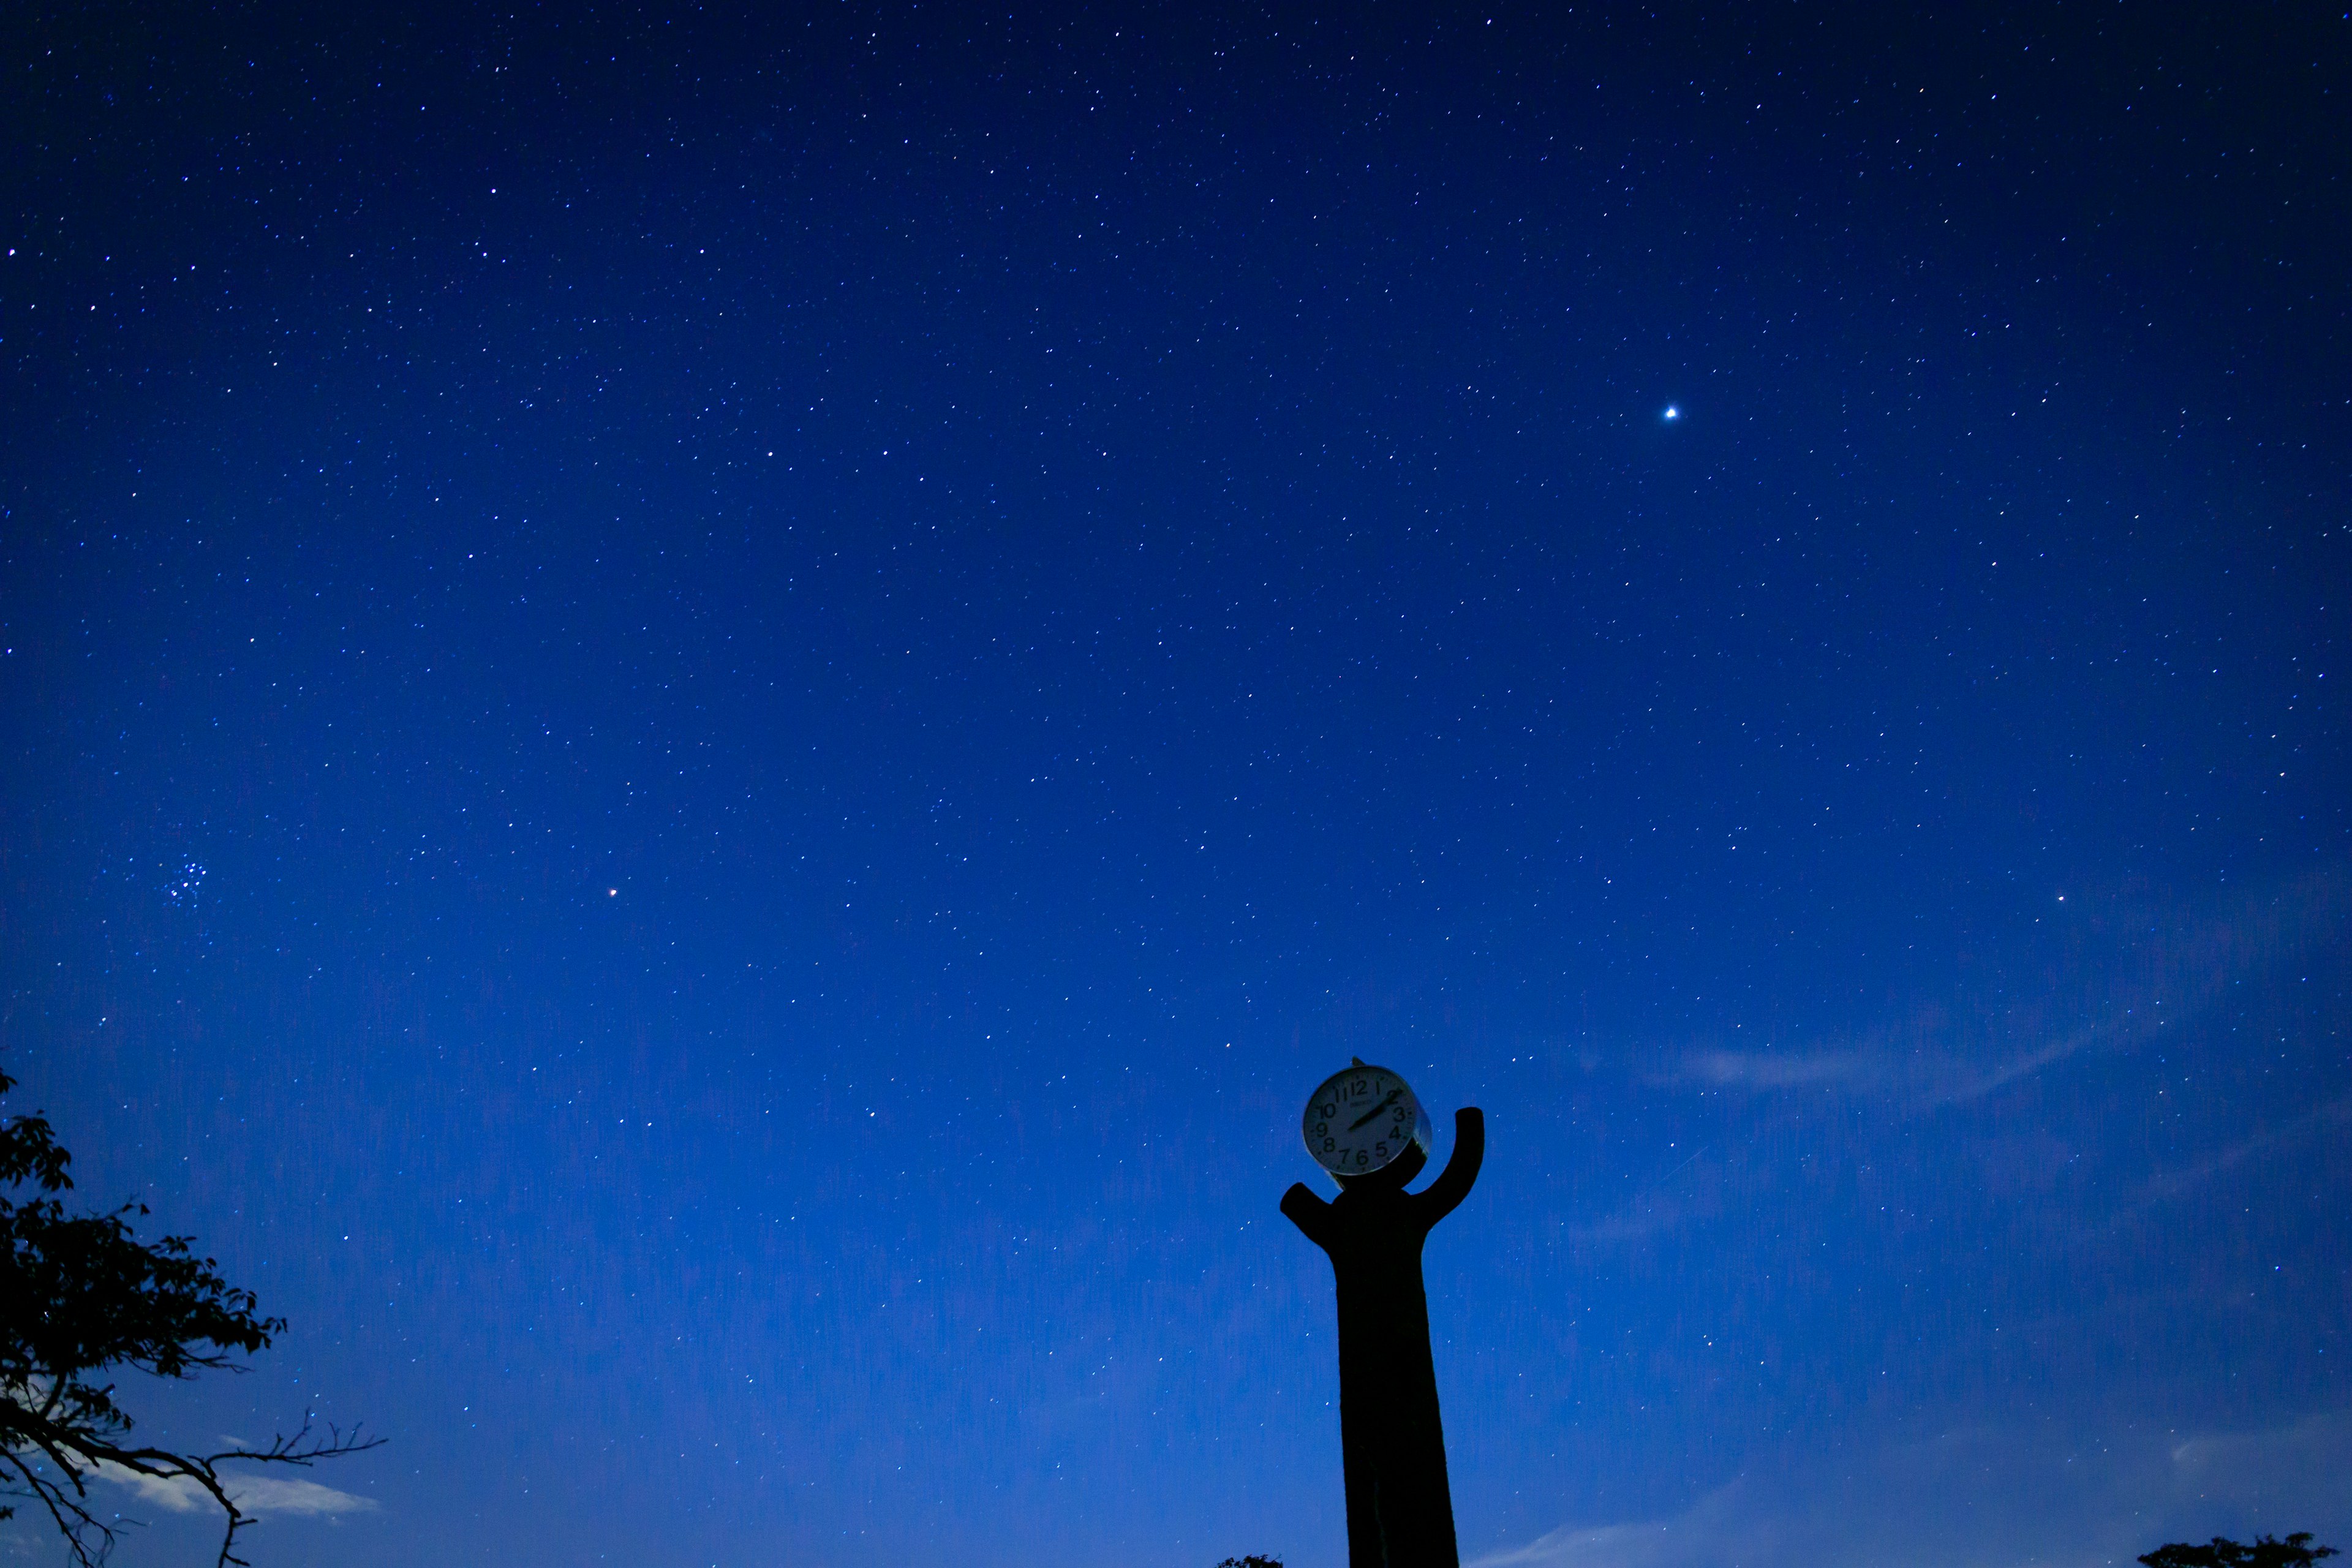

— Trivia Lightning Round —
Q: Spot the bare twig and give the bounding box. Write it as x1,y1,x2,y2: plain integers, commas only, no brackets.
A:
2,1402,382,1567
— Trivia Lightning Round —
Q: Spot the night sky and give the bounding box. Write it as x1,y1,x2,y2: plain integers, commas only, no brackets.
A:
4,6,2349,1566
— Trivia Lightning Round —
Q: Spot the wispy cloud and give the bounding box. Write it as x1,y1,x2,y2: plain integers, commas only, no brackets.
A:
1566,1187,1710,1246
2168,1409,2352,1504
91,1461,379,1519
1669,1050,1877,1090
1472,1517,1684,1568
2139,1094,2352,1203
1659,872,2348,1114
1469,1411,2352,1568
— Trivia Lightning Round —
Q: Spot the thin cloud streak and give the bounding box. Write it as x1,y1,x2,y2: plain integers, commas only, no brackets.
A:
1670,1050,1875,1089
1468,1411,2352,1568
2138,1094,2352,1204
91,1461,380,1519
1660,872,2348,1114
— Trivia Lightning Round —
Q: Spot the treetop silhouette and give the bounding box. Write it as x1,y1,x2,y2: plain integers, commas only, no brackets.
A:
2141,1535,2340,1568
1,1066,379,1566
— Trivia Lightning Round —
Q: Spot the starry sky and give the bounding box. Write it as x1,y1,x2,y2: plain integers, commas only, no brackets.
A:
3,5,2349,1566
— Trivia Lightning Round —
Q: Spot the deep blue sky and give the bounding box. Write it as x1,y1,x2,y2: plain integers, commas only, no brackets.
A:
4,5,2348,1566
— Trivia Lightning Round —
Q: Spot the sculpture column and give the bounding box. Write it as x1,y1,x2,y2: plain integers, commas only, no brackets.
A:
1284,1106,1484,1568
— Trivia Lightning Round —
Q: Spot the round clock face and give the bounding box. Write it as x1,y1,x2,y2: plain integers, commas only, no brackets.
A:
1301,1063,1431,1177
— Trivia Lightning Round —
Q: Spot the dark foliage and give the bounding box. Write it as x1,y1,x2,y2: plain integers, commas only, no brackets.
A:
2142,1536,2341,1568
1,1068,379,1566
1215,1558,1283,1568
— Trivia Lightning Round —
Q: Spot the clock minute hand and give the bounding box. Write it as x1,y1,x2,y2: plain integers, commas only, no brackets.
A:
1348,1088,1403,1132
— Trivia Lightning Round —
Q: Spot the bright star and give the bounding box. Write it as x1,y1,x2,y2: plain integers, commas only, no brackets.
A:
1663,405,1679,421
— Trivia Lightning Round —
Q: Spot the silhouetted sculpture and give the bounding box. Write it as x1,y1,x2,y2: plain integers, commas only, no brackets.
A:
1283,1107,1484,1568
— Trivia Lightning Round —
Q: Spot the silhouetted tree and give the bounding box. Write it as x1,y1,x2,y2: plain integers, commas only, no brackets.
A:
1215,1558,1283,1568
2141,1536,2340,1568
1,1068,379,1566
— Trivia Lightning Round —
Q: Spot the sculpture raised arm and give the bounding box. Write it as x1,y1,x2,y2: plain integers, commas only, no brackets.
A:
1280,1181,1338,1249
1411,1107,1484,1230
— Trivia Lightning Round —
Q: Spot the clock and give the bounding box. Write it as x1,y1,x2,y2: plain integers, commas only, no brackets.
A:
1301,1061,1433,1177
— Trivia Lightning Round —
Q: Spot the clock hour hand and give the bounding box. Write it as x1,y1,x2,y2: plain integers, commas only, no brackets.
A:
1348,1088,1402,1131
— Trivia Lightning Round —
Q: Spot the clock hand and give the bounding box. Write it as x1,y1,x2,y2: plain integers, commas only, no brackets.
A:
1348,1088,1403,1132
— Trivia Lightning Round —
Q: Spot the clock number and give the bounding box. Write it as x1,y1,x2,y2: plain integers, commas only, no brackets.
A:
1353,1148,1369,1169
1321,1102,1336,1119
1374,1140,1389,1159
1352,1078,1368,1095
1313,1123,1328,1138
1322,1137,1337,1154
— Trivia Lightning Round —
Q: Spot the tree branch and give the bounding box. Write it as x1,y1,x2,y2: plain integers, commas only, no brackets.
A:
2,1402,382,1567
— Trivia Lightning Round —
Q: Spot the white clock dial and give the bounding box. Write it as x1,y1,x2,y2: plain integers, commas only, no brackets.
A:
1301,1063,1432,1177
